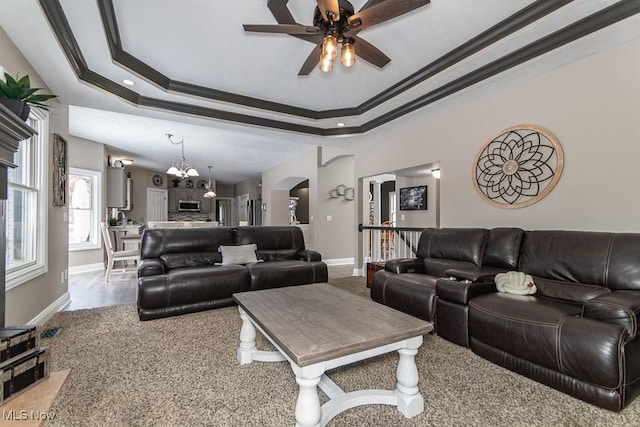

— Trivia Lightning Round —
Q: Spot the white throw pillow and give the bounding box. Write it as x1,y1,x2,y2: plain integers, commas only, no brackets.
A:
218,244,259,265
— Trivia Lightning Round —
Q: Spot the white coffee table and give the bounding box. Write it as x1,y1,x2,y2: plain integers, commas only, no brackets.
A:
233,283,433,427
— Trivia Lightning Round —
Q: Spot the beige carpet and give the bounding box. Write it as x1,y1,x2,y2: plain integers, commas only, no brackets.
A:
42,277,639,426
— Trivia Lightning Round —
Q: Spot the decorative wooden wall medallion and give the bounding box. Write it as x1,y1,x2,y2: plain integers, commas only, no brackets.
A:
473,125,564,208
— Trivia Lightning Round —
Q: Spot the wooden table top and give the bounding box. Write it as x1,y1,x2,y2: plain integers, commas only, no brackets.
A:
233,283,433,367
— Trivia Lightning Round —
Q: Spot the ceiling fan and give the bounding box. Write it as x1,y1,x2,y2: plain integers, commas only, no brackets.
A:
243,0,430,75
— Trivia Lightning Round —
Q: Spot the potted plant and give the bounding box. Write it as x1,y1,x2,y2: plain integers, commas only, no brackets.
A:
0,73,58,120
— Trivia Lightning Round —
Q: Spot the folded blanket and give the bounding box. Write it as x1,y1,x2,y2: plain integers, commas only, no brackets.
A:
495,271,537,295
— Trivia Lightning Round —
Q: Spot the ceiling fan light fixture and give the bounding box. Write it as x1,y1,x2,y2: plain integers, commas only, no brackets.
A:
341,40,355,67
322,35,338,59
319,55,333,72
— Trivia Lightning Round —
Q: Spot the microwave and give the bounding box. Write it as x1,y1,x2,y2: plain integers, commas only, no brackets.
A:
178,200,200,212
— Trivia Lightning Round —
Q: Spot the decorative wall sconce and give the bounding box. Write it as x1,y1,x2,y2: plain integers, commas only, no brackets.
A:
329,184,355,201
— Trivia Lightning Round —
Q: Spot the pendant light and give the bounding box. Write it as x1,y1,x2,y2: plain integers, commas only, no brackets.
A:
203,165,216,198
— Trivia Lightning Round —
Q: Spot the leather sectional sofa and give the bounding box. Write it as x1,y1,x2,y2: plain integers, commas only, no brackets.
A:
137,226,328,321
372,227,640,411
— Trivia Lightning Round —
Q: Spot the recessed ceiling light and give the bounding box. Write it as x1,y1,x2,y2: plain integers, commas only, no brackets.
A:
122,79,135,86
337,122,345,127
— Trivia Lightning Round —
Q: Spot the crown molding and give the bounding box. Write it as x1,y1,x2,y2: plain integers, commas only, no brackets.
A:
38,0,640,136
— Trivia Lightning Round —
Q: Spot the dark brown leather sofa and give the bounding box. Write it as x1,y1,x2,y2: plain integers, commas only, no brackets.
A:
372,227,640,411
137,226,328,321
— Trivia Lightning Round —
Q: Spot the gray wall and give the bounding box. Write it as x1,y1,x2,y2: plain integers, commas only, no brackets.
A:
68,136,106,269
354,37,640,233
1,27,70,324
396,176,437,228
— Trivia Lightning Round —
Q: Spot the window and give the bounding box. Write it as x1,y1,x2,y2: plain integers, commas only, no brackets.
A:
6,110,48,290
69,168,101,250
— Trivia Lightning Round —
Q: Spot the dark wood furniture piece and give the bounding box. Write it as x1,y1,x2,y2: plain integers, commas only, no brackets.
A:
366,261,385,288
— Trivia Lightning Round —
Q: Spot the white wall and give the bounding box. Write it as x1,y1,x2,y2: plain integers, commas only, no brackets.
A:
355,37,640,233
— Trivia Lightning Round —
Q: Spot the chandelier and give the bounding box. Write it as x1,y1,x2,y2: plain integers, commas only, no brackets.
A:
165,134,199,178
203,165,216,198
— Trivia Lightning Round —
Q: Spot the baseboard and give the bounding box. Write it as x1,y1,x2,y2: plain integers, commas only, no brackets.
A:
352,268,363,277
29,292,71,326
324,257,354,266
69,262,104,275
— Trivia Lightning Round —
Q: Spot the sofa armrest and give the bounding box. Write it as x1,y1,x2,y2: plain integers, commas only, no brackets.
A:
444,267,505,283
582,291,640,340
296,249,322,262
436,277,497,305
384,258,425,274
138,259,165,277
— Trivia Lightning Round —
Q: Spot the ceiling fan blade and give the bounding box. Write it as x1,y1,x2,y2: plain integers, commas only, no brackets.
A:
298,44,322,76
243,24,320,35
352,36,390,68
348,0,430,31
267,0,296,24
358,0,386,11
317,0,340,22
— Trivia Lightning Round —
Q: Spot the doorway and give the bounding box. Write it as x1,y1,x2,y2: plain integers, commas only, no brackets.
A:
146,188,168,222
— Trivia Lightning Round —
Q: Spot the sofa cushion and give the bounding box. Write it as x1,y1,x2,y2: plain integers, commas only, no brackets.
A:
519,231,613,286
245,260,326,290
256,249,298,262
141,227,235,259
470,293,582,371
607,234,640,291
417,228,488,266
219,244,259,265
533,276,610,305
139,265,250,309
483,228,524,269
236,226,305,250
160,252,221,270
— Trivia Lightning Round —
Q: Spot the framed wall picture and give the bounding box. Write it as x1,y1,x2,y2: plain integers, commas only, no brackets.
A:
53,133,67,206
399,186,427,211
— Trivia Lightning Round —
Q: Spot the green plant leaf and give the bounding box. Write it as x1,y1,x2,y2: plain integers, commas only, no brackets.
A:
0,73,57,107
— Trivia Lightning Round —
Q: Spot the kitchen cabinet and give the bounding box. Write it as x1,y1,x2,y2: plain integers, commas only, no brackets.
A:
168,188,178,213
107,167,127,208
167,188,212,214
199,190,212,214
177,188,199,201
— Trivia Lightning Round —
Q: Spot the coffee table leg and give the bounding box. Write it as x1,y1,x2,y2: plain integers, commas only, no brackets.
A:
395,346,423,417
295,375,322,427
237,307,257,365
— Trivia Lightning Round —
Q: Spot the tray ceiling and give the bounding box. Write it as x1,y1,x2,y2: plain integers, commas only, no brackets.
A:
1,0,638,182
